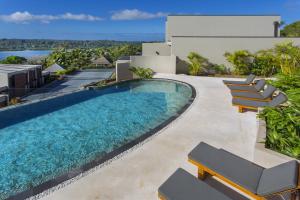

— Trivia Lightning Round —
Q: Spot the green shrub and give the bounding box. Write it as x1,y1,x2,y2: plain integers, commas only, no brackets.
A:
187,52,208,75
0,56,27,64
259,71,300,159
252,50,278,77
224,50,253,75
211,64,230,75
273,41,300,76
56,70,67,76
129,66,154,79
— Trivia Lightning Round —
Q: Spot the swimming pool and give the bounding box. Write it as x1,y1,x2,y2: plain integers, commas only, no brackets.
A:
0,79,195,200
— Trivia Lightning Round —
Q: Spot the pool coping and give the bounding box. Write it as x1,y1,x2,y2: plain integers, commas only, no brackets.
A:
6,78,196,200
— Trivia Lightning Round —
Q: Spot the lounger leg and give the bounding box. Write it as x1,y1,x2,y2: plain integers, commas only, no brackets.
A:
197,168,208,180
238,106,244,113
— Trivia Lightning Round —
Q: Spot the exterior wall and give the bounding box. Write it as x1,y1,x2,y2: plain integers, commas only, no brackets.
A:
130,55,176,74
166,15,281,42
0,74,8,87
142,43,171,56
171,37,300,73
116,60,133,82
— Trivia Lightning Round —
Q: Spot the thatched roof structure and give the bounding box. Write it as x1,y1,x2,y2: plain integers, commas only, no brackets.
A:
44,63,64,73
91,56,111,66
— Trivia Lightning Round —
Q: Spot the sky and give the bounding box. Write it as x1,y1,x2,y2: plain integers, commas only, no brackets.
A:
0,0,299,41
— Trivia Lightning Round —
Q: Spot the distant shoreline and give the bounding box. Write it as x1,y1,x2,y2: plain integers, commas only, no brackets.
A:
0,39,145,52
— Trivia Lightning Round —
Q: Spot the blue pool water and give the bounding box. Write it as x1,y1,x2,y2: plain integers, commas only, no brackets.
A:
0,79,193,199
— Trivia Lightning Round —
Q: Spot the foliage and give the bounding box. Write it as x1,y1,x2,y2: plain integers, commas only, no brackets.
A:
225,42,300,76
211,64,230,75
0,39,142,51
187,52,208,75
252,50,278,77
259,71,300,159
273,41,300,76
0,56,27,64
56,70,67,76
46,48,93,69
129,66,154,79
281,21,300,37
45,44,141,70
224,50,253,75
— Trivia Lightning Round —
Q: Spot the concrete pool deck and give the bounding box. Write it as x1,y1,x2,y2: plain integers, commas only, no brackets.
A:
42,74,292,200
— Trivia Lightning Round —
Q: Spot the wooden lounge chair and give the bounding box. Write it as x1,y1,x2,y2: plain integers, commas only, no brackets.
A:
227,79,266,93
223,74,256,86
231,84,276,102
158,168,234,200
232,92,287,112
188,142,300,200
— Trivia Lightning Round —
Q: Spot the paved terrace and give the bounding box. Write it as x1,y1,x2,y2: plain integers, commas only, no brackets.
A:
43,74,291,200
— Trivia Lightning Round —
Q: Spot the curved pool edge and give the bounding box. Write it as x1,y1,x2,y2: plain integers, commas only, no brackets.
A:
6,78,196,200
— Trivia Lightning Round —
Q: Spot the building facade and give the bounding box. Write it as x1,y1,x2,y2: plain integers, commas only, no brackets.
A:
0,64,43,99
117,15,300,79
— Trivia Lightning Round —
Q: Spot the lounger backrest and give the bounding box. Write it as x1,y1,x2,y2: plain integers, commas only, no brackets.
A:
245,74,256,84
268,93,288,107
256,160,299,196
254,80,266,91
261,85,277,99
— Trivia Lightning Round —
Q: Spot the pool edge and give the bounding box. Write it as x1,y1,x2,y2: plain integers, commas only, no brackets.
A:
6,78,196,200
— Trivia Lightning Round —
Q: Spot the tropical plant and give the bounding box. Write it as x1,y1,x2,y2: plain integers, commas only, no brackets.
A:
252,50,278,77
259,71,300,159
224,50,253,75
0,56,27,64
187,52,208,75
273,41,300,76
129,66,154,79
56,70,67,76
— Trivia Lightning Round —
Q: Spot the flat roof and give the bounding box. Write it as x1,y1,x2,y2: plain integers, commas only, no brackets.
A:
0,64,41,75
0,64,41,70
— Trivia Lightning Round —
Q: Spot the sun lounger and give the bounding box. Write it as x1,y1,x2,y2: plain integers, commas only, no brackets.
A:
231,84,276,102
232,92,287,112
158,168,233,200
223,74,256,85
227,79,266,93
188,142,299,200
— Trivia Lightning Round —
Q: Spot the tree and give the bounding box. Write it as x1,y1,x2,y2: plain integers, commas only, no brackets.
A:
187,52,208,76
0,56,27,64
281,21,300,37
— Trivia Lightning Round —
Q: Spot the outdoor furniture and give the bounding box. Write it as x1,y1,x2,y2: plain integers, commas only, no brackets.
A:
223,74,256,85
227,79,266,93
188,142,299,200
158,168,234,200
232,92,287,112
231,84,277,102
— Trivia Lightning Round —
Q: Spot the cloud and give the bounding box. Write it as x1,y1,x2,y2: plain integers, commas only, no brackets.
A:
0,11,103,24
111,9,167,20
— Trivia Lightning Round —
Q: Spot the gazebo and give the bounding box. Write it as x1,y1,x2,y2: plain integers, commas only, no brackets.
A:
91,56,111,67
44,63,65,75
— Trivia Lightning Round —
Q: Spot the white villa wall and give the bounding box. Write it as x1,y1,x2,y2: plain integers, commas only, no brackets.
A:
130,55,176,74
0,74,9,87
166,15,281,42
142,43,171,56
171,37,300,73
